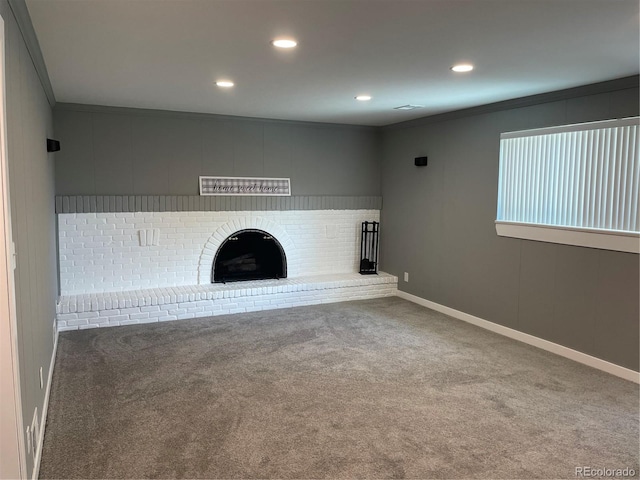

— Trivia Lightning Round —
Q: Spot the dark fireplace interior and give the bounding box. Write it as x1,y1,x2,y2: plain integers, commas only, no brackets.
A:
213,229,286,283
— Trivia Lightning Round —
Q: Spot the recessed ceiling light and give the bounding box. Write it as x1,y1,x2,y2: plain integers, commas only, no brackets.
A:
216,80,234,88
272,38,297,49
394,104,424,110
451,64,474,73
355,95,372,101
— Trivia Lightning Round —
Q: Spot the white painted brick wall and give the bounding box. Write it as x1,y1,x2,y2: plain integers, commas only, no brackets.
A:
58,210,380,295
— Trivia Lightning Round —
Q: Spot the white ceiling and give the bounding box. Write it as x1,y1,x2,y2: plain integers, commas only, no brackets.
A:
26,0,639,126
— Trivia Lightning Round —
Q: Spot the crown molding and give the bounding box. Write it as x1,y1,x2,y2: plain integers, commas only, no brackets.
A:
383,75,639,131
7,0,55,106
53,102,378,131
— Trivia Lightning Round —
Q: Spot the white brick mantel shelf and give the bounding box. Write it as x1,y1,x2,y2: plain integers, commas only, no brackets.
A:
56,273,398,331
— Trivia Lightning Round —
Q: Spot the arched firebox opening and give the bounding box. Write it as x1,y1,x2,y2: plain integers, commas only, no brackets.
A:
212,229,287,283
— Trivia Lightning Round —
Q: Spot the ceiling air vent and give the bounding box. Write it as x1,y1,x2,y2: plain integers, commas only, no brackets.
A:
394,104,424,111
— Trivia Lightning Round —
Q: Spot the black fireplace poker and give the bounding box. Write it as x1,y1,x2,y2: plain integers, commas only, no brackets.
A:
359,221,379,275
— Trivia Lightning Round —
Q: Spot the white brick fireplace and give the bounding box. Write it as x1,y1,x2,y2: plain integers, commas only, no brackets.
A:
56,208,397,330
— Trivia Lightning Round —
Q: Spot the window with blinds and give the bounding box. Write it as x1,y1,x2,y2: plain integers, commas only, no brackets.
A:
496,117,639,253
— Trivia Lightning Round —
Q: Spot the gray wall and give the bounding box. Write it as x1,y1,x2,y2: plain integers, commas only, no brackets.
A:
55,83,640,372
380,81,639,371
54,104,381,196
1,0,57,477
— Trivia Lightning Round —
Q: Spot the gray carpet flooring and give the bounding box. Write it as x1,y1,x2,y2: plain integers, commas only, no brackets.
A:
40,297,639,479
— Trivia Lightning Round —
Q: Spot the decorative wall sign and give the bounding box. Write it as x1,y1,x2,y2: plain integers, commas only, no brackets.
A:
199,176,291,196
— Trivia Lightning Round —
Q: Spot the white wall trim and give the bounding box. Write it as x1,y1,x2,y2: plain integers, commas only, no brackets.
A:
31,324,58,480
495,222,640,254
396,290,640,384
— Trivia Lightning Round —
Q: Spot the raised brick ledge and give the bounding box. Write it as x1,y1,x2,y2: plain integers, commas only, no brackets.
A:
57,272,397,315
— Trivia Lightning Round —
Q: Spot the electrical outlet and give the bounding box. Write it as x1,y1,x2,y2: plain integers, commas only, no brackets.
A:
10,241,16,270
39,367,43,389
404,272,409,282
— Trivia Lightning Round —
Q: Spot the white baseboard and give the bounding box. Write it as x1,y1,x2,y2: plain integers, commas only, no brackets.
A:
396,290,640,384
32,323,58,480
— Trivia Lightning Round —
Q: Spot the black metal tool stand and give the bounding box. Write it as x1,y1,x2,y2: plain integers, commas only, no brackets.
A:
359,221,379,275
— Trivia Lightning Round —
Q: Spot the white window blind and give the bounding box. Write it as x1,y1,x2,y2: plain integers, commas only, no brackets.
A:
496,117,639,253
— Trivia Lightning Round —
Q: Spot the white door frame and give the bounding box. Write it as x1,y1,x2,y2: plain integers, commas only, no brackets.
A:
0,13,26,480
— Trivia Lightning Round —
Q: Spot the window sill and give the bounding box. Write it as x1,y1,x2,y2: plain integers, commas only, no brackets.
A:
495,221,639,254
